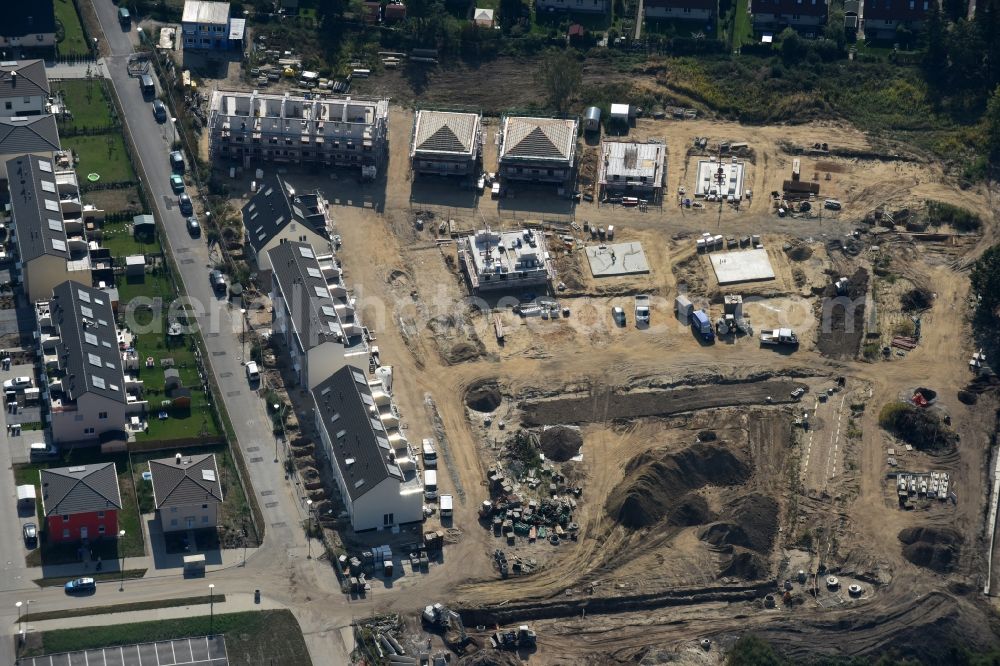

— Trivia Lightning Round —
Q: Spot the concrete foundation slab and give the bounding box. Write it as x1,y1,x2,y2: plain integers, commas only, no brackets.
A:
709,248,775,284
586,242,650,277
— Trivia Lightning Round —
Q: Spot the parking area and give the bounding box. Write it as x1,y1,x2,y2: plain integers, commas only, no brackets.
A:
19,635,228,666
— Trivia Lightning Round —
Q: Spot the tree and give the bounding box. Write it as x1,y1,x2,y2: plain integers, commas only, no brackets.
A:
988,85,1000,159
778,27,805,65
536,49,582,114
726,634,785,666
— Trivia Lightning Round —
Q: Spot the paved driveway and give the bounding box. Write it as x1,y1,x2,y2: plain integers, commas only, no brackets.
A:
19,634,227,666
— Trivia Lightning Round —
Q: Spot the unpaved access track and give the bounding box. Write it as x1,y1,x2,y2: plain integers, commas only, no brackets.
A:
521,379,807,426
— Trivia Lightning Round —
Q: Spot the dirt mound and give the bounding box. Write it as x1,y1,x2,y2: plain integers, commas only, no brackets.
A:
697,430,717,442
447,340,486,364
899,527,962,573
784,243,814,261
539,426,583,462
719,551,768,580
606,443,750,529
729,494,779,552
700,522,751,550
668,494,715,526
880,402,958,452
465,379,502,412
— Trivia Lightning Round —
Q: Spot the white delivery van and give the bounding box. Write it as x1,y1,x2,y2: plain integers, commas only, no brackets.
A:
423,470,438,501
422,438,437,469
245,361,260,383
440,494,453,518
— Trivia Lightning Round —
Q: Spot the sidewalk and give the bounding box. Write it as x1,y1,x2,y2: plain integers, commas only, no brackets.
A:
45,59,110,80
26,592,279,632
27,547,260,582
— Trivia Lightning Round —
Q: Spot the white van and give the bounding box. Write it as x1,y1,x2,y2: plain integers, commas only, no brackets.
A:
245,361,260,383
422,438,437,469
423,470,438,501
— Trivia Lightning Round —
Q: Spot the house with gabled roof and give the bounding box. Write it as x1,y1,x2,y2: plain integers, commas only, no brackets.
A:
241,175,332,288
750,0,828,32
40,463,122,542
311,365,423,532
36,281,146,443
0,60,50,117
149,453,224,532
498,116,578,185
9,154,95,302
863,0,929,39
410,110,482,178
0,116,60,180
267,241,369,389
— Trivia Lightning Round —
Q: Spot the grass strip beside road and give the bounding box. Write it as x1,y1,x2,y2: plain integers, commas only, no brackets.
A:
21,594,226,623
24,610,312,666
34,569,148,587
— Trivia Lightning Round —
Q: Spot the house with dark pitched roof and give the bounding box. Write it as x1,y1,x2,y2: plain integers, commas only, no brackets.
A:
0,116,60,180
312,365,423,532
0,2,57,53
0,60,50,117
498,116,578,185
36,281,146,443
9,155,96,302
644,0,716,21
863,0,930,39
410,110,482,178
750,0,828,32
40,462,122,542
267,241,368,389
240,175,332,288
149,453,224,532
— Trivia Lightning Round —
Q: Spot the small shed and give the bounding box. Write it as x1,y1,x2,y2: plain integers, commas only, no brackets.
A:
132,214,155,237
610,104,631,123
675,294,693,321
164,368,182,390
473,7,494,27
583,106,601,132
125,255,146,278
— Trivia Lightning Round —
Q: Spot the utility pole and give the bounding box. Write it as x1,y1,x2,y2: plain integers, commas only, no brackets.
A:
306,499,313,559
119,530,127,591
209,584,215,636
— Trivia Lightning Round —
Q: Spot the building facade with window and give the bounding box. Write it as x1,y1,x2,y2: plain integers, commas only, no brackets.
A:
750,0,828,31
181,1,239,50
40,463,122,543
410,110,482,178
862,0,928,39
1,3,57,52
644,0,716,20
0,60,50,117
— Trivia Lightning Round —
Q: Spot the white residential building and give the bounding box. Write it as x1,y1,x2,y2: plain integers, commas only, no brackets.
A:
457,228,555,292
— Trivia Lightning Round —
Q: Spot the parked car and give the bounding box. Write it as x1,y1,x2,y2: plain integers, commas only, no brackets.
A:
22,522,37,547
209,270,227,294
611,306,626,327
178,193,193,215
169,150,184,172
3,376,32,390
170,174,184,193
64,577,96,594
152,99,167,122
186,216,201,237
245,361,260,383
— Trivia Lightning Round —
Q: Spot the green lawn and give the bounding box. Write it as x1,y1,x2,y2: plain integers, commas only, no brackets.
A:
115,271,220,442
23,610,312,666
55,0,91,57
99,218,162,258
63,133,136,184
56,79,116,132
22,595,226,622
132,444,255,546
34,569,147,587
15,451,146,564
731,0,754,48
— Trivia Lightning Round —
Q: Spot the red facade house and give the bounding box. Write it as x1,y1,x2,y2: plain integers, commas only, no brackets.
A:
40,463,122,543
384,2,408,22
863,0,929,38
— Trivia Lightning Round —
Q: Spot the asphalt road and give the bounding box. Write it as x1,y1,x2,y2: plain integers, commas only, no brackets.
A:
0,4,357,663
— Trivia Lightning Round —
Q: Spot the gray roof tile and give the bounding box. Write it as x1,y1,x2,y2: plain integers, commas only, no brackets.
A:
41,462,122,516
149,454,223,509
0,60,50,101
0,115,60,156
241,176,329,254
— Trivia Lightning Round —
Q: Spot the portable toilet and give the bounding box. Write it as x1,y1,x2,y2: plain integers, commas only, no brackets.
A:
675,295,693,321
583,106,601,133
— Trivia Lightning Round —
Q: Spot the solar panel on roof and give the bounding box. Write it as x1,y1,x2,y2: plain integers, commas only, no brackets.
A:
84,332,98,346
313,286,327,298
88,353,102,367
92,376,106,389
109,383,119,392
51,239,66,252
48,218,63,231
38,160,53,172
299,245,314,258
81,306,93,319
41,180,55,193
77,289,91,302
44,199,59,212
306,267,322,278
351,369,366,384
321,305,336,317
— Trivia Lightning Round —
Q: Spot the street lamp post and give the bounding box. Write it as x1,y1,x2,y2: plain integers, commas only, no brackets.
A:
119,529,126,591
306,499,313,559
15,601,22,645
209,584,215,636
170,117,178,146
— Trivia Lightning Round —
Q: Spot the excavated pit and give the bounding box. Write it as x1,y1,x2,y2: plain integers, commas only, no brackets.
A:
465,379,502,413
899,526,962,573
539,426,583,462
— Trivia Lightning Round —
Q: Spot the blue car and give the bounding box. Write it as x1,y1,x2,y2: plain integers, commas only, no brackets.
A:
65,577,96,594
178,193,193,216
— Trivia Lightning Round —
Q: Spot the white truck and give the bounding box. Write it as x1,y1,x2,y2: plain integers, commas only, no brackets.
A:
760,328,799,346
440,494,453,518
634,295,651,327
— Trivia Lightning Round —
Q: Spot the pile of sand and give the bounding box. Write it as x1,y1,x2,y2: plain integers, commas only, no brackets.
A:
539,426,583,462
606,443,750,529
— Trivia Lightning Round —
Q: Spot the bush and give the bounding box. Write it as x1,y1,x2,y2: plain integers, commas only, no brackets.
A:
879,401,958,451
926,200,982,231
